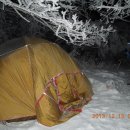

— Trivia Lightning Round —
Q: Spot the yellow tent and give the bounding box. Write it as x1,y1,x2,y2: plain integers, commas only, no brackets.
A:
0,37,93,126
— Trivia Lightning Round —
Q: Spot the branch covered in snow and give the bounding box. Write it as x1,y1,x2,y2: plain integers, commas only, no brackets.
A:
89,0,130,23
0,0,114,46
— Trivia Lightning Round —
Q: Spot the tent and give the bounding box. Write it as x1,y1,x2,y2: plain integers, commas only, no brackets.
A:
0,37,93,126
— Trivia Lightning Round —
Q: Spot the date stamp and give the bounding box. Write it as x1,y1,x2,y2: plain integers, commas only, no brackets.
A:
91,113,130,119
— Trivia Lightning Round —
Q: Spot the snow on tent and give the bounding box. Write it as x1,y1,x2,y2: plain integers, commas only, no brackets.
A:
0,37,93,126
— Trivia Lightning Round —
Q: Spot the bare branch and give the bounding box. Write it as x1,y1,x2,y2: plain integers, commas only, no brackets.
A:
13,8,30,22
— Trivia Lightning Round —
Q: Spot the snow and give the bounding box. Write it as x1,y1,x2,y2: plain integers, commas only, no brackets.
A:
0,67,130,130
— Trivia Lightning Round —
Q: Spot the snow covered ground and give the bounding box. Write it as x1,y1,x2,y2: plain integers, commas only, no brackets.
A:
0,66,130,130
